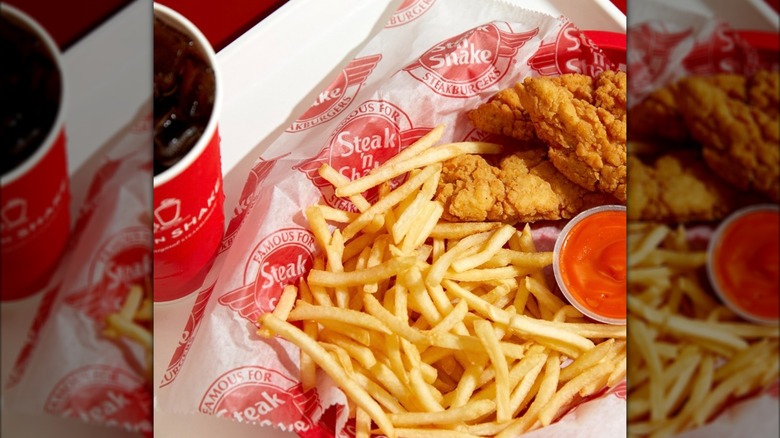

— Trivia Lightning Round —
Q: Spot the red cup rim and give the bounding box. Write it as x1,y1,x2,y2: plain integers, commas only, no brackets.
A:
0,4,67,185
152,3,223,188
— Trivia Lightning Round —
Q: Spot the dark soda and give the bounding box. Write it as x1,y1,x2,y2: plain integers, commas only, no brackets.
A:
0,14,61,176
153,17,216,176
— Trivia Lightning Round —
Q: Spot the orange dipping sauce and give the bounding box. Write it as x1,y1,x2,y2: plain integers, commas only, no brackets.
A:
555,206,626,324
709,206,779,324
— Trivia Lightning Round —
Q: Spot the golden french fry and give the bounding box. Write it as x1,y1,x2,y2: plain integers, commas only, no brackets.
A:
261,314,396,438
255,126,632,437
308,256,416,288
336,142,501,198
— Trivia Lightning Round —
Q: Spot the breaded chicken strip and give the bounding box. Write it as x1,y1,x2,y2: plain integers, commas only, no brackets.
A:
515,71,627,202
628,83,690,144
627,152,739,222
434,150,618,223
629,72,776,145
467,74,595,145
466,87,538,143
676,71,780,202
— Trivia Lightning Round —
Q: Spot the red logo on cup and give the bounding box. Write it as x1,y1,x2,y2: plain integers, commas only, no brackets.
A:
627,23,692,99
161,283,215,388
683,22,753,74
44,365,151,433
64,227,151,322
386,0,436,28
287,55,382,133
404,23,538,97
295,100,431,210
199,366,322,434
1,176,68,250
219,227,316,324
529,22,617,77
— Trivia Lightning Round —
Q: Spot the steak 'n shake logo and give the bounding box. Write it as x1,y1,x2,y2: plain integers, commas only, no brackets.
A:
683,22,752,74
386,0,436,28
65,227,151,322
219,227,316,324
0,179,67,248
45,365,151,433
199,366,322,433
404,23,538,98
294,100,431,210
287,55,382,132
529,22,617,77
220,158,280,253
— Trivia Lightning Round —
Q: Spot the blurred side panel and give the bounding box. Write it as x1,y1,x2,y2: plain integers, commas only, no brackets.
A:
626,0,779,437
1,1,153,437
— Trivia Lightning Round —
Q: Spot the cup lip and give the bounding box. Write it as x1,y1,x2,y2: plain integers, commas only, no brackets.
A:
152,2,222,189
0,4,67,186
553,204,627,325
706,203,780,325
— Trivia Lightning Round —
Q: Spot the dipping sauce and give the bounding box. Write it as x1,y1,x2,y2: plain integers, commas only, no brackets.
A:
708,205,779,324
554,205,626,324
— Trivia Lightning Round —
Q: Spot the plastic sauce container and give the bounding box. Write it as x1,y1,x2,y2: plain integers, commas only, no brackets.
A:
707,204,779,325
553,205,627,325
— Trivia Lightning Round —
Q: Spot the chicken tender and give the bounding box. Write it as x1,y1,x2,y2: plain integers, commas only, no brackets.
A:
676,71,780,202
467,74,596,145
515,71,627,202
466,87,538,143
628,83,690,144
627,152,740,222
435,150,618,223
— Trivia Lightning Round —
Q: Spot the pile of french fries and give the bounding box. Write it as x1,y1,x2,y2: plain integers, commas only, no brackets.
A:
258,126,626,438
104,282,153,383
627,223,779,437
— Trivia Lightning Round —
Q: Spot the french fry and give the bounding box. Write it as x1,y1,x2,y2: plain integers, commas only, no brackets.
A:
255,127,628,437
261,314,396,438
336,142,501,198
628,222,779,437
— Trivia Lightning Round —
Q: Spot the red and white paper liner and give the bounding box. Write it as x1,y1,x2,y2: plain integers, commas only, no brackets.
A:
3,111,153,435
157,0,627,437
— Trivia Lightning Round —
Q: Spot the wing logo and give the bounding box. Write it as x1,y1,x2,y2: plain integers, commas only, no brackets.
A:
627,22,693,94
529,21,618,77
218,227,316,325
294,100,430,210
200,366,322,433
287,54,382,132
404,23,538,97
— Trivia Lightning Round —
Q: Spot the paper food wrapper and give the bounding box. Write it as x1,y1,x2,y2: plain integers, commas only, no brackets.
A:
3,109,153,435
627,0,778,108
627,1,779,437
156,0,627,436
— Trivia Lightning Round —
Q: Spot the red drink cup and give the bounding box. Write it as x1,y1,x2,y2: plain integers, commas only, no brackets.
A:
1,4,70,301
152,3,224,302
